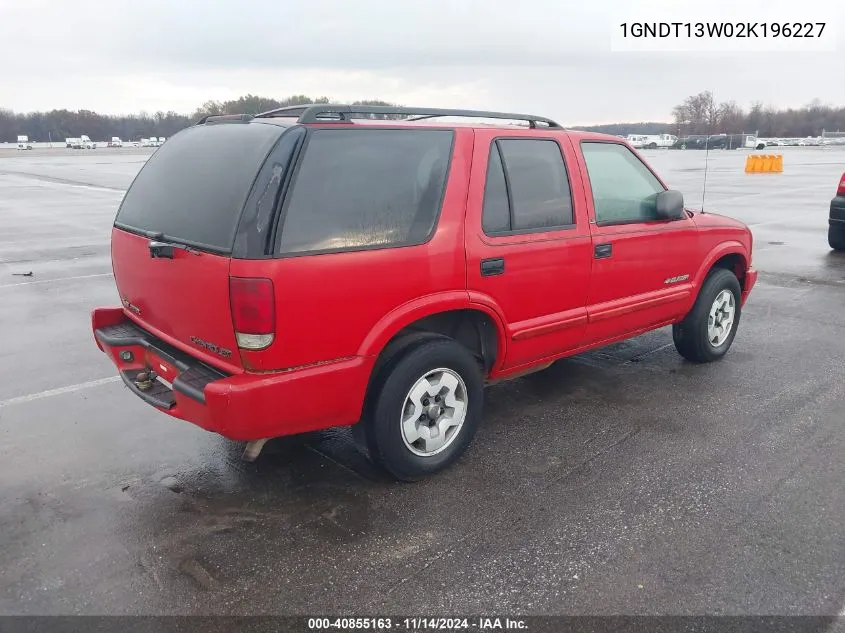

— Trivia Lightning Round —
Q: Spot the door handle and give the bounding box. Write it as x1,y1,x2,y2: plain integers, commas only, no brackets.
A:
480,258,505,276
594,243,612,259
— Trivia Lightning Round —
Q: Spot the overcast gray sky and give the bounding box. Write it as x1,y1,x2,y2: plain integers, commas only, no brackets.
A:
1,0,842,125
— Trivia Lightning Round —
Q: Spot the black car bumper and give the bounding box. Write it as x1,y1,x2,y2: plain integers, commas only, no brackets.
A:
830,196,845,227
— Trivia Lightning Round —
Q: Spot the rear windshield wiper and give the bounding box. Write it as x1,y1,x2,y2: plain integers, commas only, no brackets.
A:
147,233,202,258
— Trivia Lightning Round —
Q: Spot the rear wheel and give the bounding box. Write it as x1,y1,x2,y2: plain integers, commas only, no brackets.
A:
356,339,484,481
673,268,742,363
829,225,845,251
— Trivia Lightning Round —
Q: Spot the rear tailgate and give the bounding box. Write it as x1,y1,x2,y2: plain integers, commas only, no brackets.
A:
111,228,242,372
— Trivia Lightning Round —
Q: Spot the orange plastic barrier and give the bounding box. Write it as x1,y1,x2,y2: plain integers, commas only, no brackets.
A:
745,154,783,173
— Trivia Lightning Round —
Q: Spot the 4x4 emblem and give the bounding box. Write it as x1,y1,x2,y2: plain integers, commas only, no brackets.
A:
664,274,690,285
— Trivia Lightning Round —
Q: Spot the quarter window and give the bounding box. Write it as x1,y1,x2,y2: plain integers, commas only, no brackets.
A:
276,128,453,255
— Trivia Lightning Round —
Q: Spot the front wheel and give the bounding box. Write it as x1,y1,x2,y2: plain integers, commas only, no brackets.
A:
829,225,845,251
357,339,484,481
673,268,742,363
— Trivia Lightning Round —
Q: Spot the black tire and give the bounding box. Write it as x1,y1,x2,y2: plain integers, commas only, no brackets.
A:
647,143,658,149
673,268,742,363
829,225,845,251
358,339,484,481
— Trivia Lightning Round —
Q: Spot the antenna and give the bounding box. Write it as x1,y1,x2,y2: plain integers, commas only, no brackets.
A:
701,90,714,213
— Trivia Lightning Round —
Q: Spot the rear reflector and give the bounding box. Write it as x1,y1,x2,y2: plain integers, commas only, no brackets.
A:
838,172,845,196
229,277,275,350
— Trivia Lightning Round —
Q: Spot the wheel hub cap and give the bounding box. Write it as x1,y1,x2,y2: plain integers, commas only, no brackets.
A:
707,289,736,347
400,368,468,457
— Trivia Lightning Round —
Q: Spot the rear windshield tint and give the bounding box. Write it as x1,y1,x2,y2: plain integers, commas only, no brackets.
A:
276,128,453,255
115,123,284,251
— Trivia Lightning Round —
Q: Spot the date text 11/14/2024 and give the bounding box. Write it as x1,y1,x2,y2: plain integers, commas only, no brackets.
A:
307,617,528,630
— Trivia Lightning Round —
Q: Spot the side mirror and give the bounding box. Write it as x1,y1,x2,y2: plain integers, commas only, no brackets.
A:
655,189,686,220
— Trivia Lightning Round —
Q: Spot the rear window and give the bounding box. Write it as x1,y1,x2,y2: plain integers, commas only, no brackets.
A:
115,122,284,252
275,128,453,255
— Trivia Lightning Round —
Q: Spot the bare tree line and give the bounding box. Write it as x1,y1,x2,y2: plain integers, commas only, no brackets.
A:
570,92,845,138
3,91,844,142
0,94,395,142
670,91,845,137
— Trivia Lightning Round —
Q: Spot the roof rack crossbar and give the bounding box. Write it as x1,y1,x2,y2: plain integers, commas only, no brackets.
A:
195,113,254,125
253,105,312,120
253,104,561,128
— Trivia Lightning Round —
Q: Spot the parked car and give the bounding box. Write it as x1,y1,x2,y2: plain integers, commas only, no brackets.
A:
672,134,748,150
705,134,747,150
91,104,757,480
829,171,845,251
670,135,708,149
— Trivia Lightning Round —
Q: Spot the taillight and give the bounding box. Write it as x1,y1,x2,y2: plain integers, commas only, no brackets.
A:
229,277,275,350
837,172,845,196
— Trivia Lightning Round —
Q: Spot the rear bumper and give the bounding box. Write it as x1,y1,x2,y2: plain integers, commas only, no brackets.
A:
829,197,845,226
92,308,372,441
742,268,758,306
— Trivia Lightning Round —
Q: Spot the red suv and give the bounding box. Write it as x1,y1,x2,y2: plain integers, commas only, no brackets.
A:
92,105,757,480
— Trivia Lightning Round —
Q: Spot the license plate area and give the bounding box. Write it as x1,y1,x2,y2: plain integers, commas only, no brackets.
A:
122,367,177,409
144,350,180,386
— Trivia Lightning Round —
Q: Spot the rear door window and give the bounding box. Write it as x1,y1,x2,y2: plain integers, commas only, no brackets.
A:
275,128,453,255
115,122,284,252
481,139,574,235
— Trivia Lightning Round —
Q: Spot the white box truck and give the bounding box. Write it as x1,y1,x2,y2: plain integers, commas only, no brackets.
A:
79,135,97,149
108,137,123,148
17,135,33,150
66,136,99,149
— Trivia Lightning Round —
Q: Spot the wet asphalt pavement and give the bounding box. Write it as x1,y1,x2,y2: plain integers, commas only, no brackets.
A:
0,146,843,618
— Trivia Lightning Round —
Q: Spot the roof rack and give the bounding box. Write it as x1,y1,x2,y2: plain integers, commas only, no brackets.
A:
195,113,254,125
253,104,561,129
